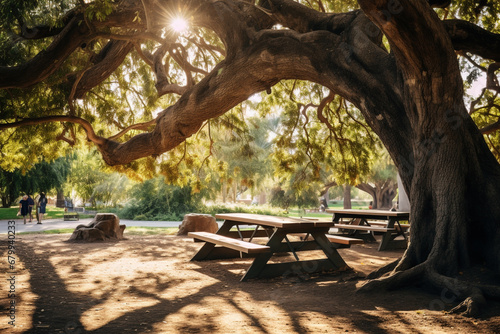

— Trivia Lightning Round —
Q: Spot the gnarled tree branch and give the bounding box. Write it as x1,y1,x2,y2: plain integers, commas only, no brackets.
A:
0,116,105,145
68,40,135,99
108,119,157,141
445,19,500,62
0,15,91,89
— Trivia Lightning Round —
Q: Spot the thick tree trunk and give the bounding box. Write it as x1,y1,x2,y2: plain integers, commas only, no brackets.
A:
222,180,228,203
1,196,12,208
356,181,396,209
56,190,65,208
355,0,500,315
343,185,352,209
377,181,397,209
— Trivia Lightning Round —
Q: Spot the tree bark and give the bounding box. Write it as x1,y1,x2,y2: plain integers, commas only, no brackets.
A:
343,185,352,209
1,196,12,208
354,0,500,313
56,190,65,208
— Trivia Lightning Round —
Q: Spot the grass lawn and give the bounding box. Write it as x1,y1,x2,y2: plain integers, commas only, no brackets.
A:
0,206,94,220
0,207,18,220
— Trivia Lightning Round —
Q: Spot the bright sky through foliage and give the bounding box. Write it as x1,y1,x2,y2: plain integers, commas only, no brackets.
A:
170,17,189,33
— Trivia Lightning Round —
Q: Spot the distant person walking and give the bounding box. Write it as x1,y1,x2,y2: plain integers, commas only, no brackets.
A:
19,195,29,224
27,194,35,222
38,192,48,224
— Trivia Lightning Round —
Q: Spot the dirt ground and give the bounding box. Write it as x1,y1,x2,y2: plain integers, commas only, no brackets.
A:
1,233,499,334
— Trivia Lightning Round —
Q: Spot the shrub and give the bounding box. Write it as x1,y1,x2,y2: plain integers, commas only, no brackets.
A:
118,176,197,220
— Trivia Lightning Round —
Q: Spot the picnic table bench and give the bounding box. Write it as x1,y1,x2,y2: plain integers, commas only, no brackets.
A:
189,213,363,281
290,232,364,247
333,224,396,234
63,212,79,221
189,232,271,254
327,209,410,251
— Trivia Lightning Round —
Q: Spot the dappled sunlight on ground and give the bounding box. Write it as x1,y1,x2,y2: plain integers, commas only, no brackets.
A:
0,244,36,332
0,234,498,333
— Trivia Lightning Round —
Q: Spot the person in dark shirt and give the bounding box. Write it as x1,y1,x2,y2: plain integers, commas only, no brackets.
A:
27,194,35,222
37,192,48,224
19,195,29,224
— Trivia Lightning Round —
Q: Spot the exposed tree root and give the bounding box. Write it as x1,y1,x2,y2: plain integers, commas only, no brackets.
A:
365,258,400,279
425,271,486,317
358,262,426,292
360,262,500,317
449,292,485,317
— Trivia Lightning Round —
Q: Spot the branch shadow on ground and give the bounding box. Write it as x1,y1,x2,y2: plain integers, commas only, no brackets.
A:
13,234,500,334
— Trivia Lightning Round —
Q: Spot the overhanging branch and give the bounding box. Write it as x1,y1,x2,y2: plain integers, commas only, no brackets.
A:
480,118,500,135
0,15,91,89
0,116,105,145
108,119,157,140
445,19,500,62
68,40,135,99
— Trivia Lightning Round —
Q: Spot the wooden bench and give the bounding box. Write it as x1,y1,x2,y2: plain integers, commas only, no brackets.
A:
334,224,395,233
188,232,271,254
326,235,364,245
365,221,410,229
333,224,396,243
295,233,364,246
63,213,79,221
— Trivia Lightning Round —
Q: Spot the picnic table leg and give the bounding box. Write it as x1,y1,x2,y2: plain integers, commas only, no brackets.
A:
191,241,218,260
241,229,285,281
191,221,236,260
310,232,349,270
377,231,394,251
359,218,377,242
378,217,407,251
378,217,395,251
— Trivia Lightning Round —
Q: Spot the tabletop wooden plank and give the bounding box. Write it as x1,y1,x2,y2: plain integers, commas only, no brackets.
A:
326,209,409,219
215,213,334,228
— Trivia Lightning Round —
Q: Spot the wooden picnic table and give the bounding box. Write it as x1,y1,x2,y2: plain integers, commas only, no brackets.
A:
189,213,362,281
326,209,410,251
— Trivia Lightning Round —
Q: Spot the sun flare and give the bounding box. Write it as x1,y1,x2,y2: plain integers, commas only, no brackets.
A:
170,17,189,33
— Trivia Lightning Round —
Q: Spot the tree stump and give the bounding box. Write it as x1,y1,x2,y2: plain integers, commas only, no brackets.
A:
177,213,218,235
68,213,126,242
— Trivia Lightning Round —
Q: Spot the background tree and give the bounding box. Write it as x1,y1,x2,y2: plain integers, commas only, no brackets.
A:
261,80,379,209
65,150,109,206
2,0,500,315
92,172,131,207
264,80,378,189
356,151,398,209
211,113,275,203
0,169,20,208
0,157,70,207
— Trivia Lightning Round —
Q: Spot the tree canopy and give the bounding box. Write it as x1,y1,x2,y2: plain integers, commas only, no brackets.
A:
0,156,70,207
2,0,500,316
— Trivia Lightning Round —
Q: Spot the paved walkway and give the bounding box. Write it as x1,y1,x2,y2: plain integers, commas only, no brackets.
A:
0,217,183,234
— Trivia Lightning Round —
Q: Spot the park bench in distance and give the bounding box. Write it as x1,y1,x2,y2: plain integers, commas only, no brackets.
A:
63,212,79,221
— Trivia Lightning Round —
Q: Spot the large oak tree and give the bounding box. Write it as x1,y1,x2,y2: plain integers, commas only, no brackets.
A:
1,0,500,315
